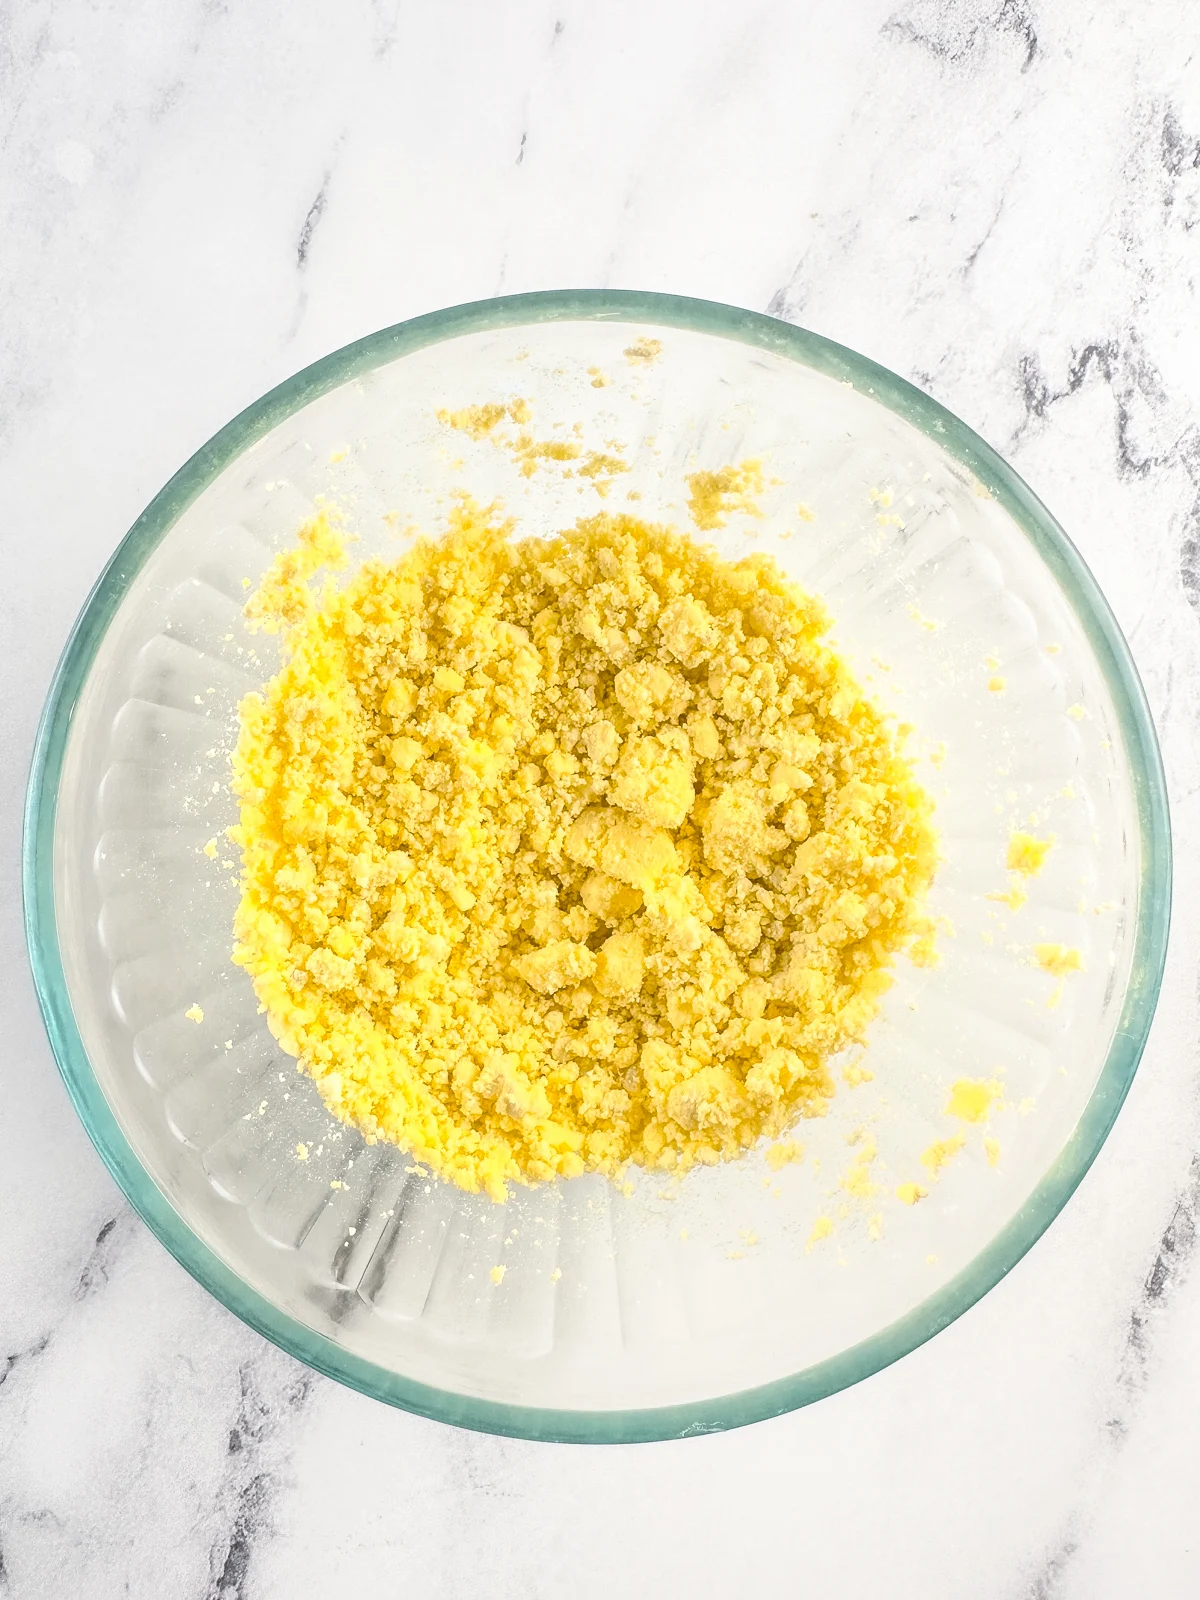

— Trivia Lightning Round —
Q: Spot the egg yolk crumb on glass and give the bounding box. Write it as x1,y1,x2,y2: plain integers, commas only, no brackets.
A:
230,499,937,1200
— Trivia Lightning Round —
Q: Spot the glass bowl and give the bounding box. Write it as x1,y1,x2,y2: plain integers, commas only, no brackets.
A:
24,291,1170,1442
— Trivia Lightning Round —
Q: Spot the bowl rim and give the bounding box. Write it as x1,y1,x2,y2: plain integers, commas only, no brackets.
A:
23,288,1172,1444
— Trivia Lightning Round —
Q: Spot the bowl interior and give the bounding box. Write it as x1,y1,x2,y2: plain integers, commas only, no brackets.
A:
38,301,1161,1433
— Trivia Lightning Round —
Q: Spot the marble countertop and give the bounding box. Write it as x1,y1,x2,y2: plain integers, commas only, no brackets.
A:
4,2,1200,1595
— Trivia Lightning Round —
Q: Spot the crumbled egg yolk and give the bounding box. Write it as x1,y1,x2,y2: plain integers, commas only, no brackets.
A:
946,1077,1002,1123
1033,943,1084,978
1006,832,1053,876
987,884,1027,912
920,1133,965,1176
440,401,629,494
230,500,936,1201
686,460,765,531
806,1215,835,1250
624,337,663,366
841,1133,879,1200
765,1138,803,1171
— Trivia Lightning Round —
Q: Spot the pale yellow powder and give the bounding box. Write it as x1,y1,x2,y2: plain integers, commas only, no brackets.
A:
231,501,936,1200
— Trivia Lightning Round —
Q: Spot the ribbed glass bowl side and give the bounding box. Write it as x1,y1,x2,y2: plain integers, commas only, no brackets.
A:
24,290,1171,1442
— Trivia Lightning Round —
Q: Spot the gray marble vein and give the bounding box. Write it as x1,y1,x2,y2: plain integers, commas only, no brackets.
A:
4,0,1200,1595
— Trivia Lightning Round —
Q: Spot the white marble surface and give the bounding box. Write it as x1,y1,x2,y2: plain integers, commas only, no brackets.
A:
4,1,1200,1594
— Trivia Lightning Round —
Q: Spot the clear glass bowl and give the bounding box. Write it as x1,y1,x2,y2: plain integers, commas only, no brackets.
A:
24,292,1170,1441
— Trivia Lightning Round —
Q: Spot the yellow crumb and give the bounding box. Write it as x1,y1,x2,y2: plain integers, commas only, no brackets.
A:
1033,943,1084,978
329,447,348,464
230,502,936,1201
686,459,765,531
1045,642,1061,655
184,1005,204,1023
796,502,815,522
295,1142,309,1160
490,1264,505,1284
587,367,610,388
986,884,1027,912
868,487,894,508
920,1133,965,1176
908,605,940,633
623,337,662,366
766,1139,803,1170
984,1137,1001,1167
844,1058,874,1087
203,838,219,859
946,1077,1002,1123
511,432,583,477
550,1266,562,1281
896,1181,927,1206
438,398,626,492
925,1253,938,1266
867,1212,883,1241
437,399,531,439
577,450,629,494
987,676,1006,693
1007,832,1053,876
1066,703,1086,720
807,1215,835,1250
841,1133,878,1200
